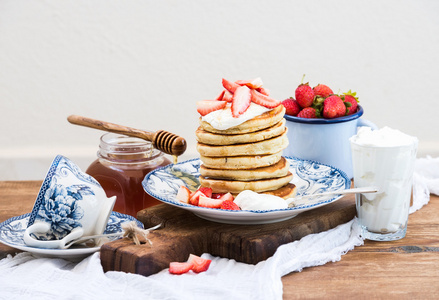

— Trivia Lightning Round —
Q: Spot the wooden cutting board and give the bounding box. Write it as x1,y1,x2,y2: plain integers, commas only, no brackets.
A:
100,195,356,276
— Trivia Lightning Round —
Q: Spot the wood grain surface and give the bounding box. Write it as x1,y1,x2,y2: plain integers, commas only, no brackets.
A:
1,181,438,299
100,196,356,276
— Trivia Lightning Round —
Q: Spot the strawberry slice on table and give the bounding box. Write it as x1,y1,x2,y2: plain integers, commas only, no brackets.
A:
169,262,194,275
198,195,225,208
176,186,191,204
222,78,240,94
231,85,252,117
196,100,227,116
235,77,263,89
250,89,281,108
187,254,212,273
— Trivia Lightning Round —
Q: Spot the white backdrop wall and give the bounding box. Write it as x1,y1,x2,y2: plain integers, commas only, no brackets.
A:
1,0,438,180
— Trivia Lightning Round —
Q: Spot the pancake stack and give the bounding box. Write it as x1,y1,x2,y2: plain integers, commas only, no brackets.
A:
196,93,297,199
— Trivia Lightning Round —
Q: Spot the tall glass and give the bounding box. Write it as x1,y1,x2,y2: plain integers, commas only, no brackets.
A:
350,127,418,241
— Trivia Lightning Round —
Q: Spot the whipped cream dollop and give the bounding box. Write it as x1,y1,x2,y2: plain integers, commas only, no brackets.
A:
201,102,271,130
234,190,288,210
350,126,417,147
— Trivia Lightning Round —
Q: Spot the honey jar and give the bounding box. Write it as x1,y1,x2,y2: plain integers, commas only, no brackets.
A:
86,133,171,217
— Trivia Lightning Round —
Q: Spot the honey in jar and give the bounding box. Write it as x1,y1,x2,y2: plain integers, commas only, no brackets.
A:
86,133,171,217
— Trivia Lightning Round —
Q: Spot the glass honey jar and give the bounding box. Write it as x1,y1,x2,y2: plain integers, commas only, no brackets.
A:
86,133,171,217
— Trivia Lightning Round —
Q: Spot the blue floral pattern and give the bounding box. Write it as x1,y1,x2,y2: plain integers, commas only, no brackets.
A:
27,155,103,240
142,157,350,224
32,183,94,240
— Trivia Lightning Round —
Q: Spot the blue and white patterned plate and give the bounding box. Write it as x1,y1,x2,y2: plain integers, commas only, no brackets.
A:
142,157,350,225
0,211,143,260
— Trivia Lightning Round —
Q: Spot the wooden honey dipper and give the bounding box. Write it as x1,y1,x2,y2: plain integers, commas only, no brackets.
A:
67,115,187,157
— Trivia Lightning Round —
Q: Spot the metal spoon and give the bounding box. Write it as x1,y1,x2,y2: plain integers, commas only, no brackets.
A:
287,186,379,207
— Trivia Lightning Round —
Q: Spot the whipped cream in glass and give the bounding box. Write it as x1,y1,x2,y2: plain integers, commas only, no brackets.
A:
350,126,418,241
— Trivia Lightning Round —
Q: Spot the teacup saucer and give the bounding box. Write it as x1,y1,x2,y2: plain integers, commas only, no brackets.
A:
0,211,143,261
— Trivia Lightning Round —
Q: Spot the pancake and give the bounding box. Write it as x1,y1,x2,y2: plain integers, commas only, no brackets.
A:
200,151,283,170
196,118,286,146
196,129,288,157
199,172,293,194
200,157,290,181
255,183,297,200
199,105,285,134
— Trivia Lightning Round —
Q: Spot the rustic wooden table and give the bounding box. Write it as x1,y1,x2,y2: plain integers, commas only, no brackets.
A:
1,181,438,298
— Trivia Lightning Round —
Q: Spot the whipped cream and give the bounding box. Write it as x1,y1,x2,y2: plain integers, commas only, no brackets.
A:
234,190,288,210
201,102,271,130
350,126,418,234
350,126,416,147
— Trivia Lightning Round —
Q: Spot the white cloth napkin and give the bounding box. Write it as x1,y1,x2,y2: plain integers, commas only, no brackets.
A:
411,156,439,213
0,157,436,300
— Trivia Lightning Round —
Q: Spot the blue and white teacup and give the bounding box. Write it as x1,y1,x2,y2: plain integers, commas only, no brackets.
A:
284,106,377,179
23,155,116,249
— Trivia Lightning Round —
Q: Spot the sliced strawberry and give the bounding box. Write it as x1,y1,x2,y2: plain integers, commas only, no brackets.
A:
176,186,191,204
212,193,225,199
222,90,233,102
256,87,270,96
235,77,263,89
250,89,281,108
189,190,206,206
220,200,240,210
222,78,240,94
169,262,194,275
196,100,227,116
198,195,225,208
219,192,234,202
187,254,212,273
231,85,251,117
197,187,212,198
215,90,225,101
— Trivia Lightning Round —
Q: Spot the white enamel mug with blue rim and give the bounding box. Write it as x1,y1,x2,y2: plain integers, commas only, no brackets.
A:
283,106,377,179
23,155,116,249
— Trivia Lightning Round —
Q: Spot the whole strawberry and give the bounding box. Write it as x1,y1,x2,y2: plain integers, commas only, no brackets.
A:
341,91,359,115
297,107,316,118
281,98,301,116
313,84,333,98
295,83,314,108
323,95,346,119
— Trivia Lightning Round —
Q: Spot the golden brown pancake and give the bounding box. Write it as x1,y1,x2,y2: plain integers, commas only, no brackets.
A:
199,151,283,170
199,172,293,194
195,119,286,146
196,130,288,157
199,105,286,134
199,157,290,181
258,183,297,200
